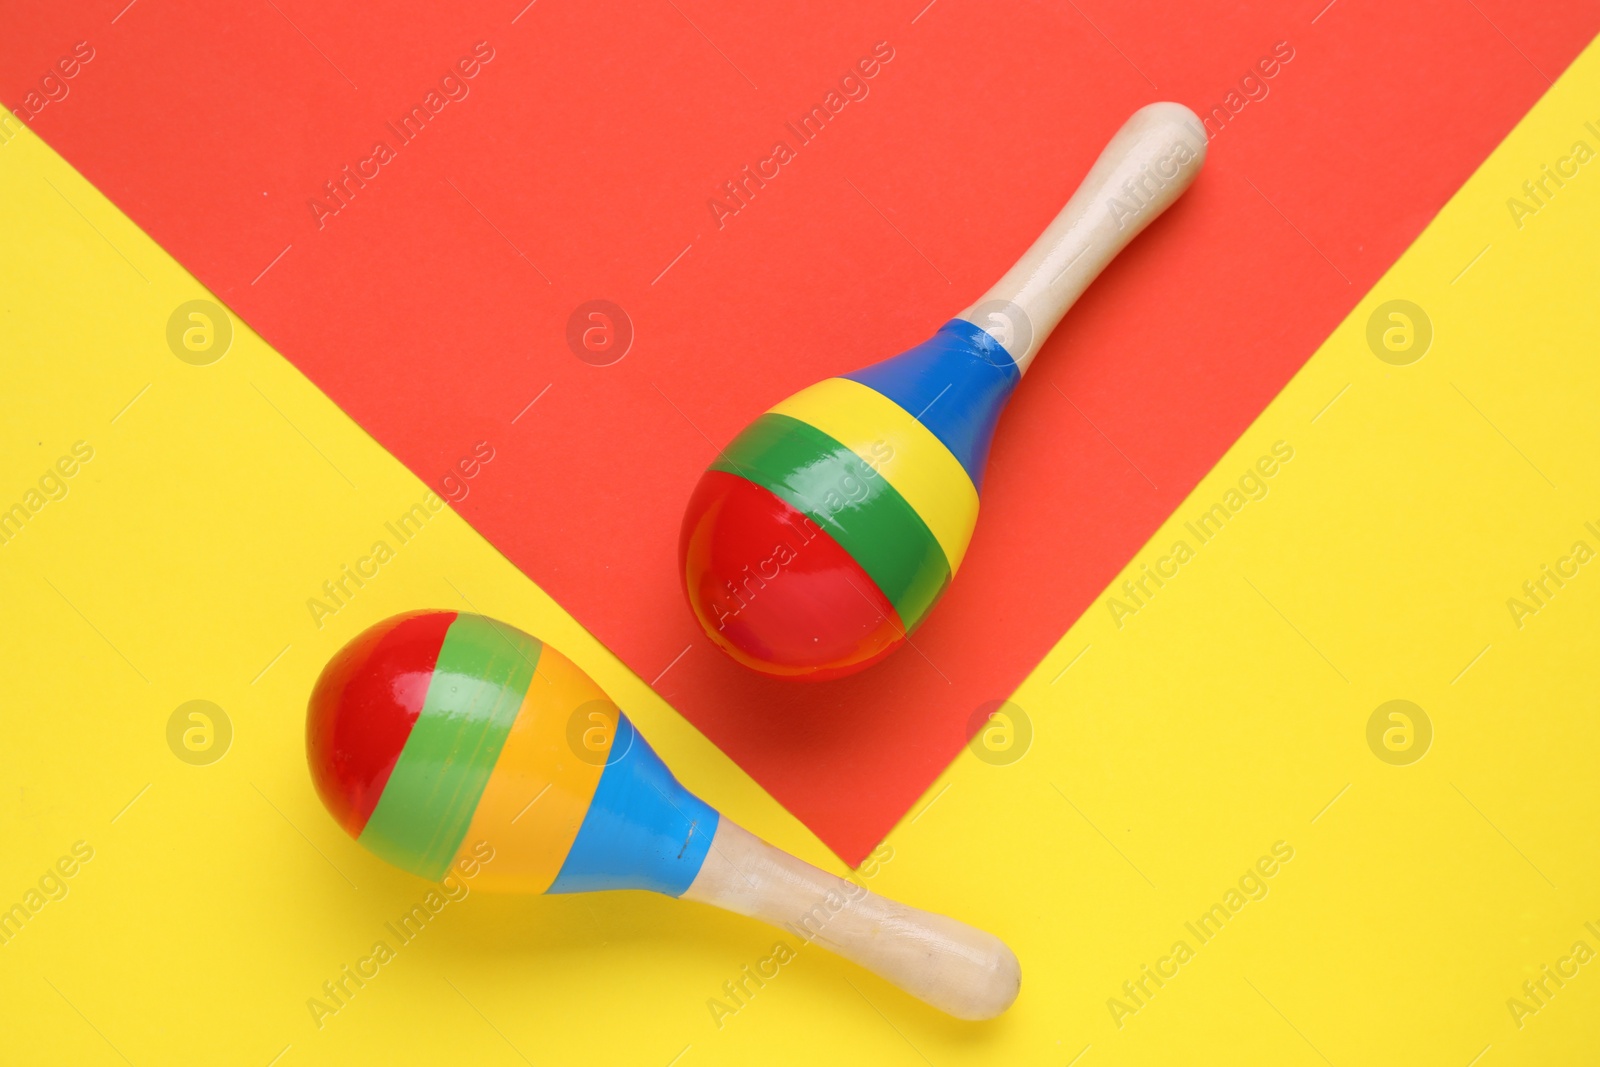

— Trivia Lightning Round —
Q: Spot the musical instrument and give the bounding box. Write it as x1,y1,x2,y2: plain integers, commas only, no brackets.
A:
306,610,1020,1019
680,103,1206,678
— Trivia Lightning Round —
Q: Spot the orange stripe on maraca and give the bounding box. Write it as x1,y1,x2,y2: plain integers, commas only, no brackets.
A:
455,645,610,893
357,614,535,877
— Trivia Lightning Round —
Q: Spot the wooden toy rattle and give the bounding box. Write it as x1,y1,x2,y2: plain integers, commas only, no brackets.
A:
306,610,1020,1019
680,103,1206,679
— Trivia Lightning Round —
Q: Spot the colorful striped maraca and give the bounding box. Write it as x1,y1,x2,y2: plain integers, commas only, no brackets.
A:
306,610,1020,1019
681,103,1206,679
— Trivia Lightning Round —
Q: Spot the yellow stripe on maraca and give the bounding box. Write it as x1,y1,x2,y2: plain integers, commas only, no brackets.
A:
769,377,980,571
455,645,613,893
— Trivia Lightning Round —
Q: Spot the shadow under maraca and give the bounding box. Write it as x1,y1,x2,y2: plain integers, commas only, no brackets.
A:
444,889,750,957
439,888,1018,1039
649,596,1014,865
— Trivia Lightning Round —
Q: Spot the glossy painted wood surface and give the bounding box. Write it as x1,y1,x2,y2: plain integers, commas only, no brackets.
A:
682,820,1021,1020
958,102,1207,373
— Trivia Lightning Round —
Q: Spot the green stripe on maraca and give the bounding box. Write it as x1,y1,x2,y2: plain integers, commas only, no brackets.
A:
711,413,951,629
359,614,541,878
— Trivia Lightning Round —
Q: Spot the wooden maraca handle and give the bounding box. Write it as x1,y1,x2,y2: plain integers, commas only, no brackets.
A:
681,820,1020,1019
958,101,1206,374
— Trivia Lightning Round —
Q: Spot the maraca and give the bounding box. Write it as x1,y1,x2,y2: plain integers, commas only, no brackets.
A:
306,610,1020,1019
681,103,1206,679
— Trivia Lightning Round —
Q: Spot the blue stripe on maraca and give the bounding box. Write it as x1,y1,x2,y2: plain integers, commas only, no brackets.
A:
843,319,1021,491
546,713,720,897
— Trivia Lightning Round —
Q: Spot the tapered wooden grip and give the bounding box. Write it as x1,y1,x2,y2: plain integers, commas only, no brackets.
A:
958,101,1206,373
681,820,1020,1020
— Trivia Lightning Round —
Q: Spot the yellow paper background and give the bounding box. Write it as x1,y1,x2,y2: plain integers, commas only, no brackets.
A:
3,41,1598,1066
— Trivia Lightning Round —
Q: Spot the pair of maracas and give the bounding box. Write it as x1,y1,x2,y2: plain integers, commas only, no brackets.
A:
308,104,1206,1019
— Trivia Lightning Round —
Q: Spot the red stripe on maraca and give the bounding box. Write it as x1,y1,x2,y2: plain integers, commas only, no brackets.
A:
681,469,905,679
306,610,456,837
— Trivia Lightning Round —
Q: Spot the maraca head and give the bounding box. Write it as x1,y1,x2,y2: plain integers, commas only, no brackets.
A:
681,320,1019,679
306,610,718,895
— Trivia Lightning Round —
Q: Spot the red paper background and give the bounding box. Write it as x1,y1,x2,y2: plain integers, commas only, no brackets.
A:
6,1,1593,862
